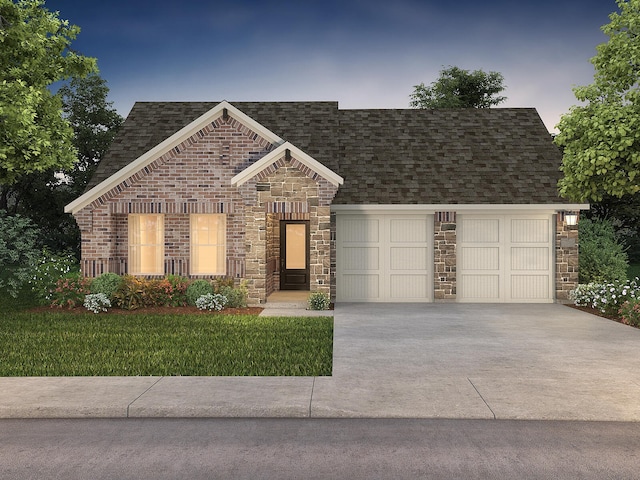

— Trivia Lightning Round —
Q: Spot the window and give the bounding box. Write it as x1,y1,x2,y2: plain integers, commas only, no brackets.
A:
128,214,164,275
191,214,226,275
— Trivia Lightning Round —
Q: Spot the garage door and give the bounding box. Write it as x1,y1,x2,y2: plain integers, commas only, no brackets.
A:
458,215,554,303
336,214,433,302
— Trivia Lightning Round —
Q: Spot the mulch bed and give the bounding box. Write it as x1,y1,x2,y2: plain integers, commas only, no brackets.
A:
567,304,637,328
28,305,264,315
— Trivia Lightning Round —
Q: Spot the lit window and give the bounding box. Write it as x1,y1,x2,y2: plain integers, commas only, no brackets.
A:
191,214,226,275
128,214,164,275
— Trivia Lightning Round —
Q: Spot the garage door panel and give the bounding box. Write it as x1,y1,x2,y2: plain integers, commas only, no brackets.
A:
390,247,429,270
390,219,428,243
390,275,429,299
343,247,379,270
511,247,550,271
511,219,549,243
461,275,500,299
460,218,500,243
511,275,550,299
341,218,379,243
341,274,379,300
461,247,500,270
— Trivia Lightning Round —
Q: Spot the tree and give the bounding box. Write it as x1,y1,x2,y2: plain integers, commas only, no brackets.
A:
0,0,96,186
410,66,507,109
0,73,123,254
58,73,124,190
555,0,640,202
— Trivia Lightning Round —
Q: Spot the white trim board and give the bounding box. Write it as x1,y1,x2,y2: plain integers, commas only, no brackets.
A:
231,142,344,187
331,204,589,213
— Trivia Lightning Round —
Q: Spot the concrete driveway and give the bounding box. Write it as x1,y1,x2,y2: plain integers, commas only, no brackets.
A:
311,303,640,420
1,303,639,420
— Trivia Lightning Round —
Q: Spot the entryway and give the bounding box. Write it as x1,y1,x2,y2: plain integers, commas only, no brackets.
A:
279,220,310,290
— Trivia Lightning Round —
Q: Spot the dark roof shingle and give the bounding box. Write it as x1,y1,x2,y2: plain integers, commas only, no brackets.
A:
89,101,567,205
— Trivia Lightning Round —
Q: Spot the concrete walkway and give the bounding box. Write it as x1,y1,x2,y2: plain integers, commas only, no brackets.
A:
1,304,639,420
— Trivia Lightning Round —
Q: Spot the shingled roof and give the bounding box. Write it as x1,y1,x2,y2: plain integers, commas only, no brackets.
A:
89,101,569,205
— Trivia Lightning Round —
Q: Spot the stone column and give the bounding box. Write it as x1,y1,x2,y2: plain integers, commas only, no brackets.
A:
434,212,457,301
556,212,579,302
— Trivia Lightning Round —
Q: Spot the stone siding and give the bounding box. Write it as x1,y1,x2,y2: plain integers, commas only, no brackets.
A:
556,212,580,302
434,212,457,301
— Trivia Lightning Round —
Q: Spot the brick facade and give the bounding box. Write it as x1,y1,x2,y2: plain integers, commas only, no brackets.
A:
73,115,338,304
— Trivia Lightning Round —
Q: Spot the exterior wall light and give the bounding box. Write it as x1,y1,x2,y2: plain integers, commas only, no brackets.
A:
564,212,578,226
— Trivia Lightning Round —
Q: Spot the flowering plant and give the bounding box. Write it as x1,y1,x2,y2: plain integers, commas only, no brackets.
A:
51,273,92,309
619,300,640,327
195,293,227,311
84,293,111,314
571,278,640,316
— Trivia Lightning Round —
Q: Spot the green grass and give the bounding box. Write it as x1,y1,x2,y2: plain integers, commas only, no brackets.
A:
0,311,333,376
628,264,640,280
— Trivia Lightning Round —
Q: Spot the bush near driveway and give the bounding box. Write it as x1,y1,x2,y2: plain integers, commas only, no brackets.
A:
571,278,640,316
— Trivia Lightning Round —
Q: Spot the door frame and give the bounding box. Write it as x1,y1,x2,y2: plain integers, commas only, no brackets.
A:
279,220,310,290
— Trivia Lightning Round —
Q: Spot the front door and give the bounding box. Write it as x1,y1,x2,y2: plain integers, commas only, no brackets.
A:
280,220,310,290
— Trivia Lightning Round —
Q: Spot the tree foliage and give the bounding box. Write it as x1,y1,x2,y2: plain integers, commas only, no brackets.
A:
0,73,123,254
0,210,41,297
58,73,123,189
578,217,629,283
0,0,96,185
555,0,640,202
410,66,507,109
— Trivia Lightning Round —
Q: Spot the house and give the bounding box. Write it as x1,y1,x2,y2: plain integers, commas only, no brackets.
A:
64,101,588,305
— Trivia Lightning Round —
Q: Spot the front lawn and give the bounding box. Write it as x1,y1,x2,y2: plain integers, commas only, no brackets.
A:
0,311,333,376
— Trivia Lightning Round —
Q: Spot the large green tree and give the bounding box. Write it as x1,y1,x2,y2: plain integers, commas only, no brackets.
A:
555,0,640,202
410,66,507,109
0,73,123,254
0,0,96,185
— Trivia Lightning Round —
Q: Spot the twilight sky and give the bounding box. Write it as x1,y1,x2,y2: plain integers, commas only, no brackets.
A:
46,0,616,133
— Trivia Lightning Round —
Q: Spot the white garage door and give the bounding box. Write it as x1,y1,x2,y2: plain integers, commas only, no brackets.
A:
458,215,554,303
336,214,433,302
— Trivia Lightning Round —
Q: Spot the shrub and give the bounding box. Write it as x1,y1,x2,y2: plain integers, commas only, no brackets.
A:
90,273,123,300
619,299,640,327
308,291,331,311
84,293,111,314
218,282,248,308
186,280,213,306
195,293,227,311
571,278,640,316
30,249,79,304
51,273,92,309
163,275,189,306
0,211,41,297
579,218,629,283
112,275,148,310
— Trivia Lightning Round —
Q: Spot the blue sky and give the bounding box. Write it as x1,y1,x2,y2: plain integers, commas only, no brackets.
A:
46,0,616,132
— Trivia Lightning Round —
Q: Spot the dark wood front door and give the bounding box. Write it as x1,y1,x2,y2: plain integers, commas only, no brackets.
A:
280,220,310,290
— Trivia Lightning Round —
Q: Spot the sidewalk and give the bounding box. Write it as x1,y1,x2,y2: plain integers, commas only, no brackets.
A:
1,303,639,421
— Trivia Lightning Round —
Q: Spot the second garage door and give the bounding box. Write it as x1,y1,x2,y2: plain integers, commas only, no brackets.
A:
458,214,554,303
336,214,434,302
